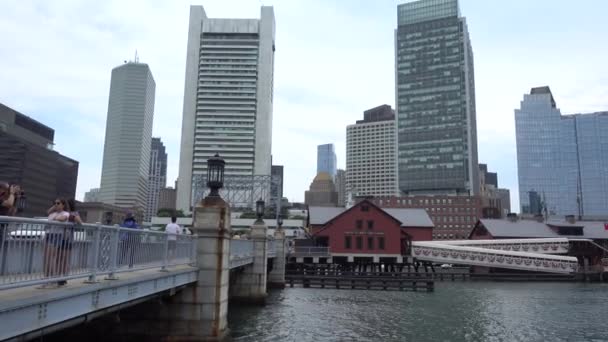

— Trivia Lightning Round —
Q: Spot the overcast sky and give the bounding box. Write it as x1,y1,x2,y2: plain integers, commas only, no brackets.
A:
1,0,607,211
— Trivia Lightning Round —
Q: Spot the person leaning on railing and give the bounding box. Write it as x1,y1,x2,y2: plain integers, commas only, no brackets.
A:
42,198,70,288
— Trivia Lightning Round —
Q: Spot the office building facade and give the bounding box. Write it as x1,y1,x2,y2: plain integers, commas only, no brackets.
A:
335,169,346,207
0,103,78,217
304,173,339,207
270,164,284,208
370,195,481,239
346,105,398,198
99,62,156,211
515,86,608,217
317,144,337,179
177,6,275,212
145,137,167,221
395,0,479,196
478,163,510,218
84,188,100,202
158,187,177,211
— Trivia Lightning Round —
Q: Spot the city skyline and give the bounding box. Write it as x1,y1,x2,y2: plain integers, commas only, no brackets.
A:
1,1,607,211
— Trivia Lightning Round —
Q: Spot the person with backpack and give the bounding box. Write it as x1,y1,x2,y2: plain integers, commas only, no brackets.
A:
119,212,140,268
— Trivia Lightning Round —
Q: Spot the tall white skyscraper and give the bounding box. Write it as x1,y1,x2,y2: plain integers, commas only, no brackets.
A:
177,6,275,212
346,105,399,197
99,61,155,211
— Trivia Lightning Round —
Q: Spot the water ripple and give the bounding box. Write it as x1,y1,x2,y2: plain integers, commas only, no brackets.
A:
229,283,608,342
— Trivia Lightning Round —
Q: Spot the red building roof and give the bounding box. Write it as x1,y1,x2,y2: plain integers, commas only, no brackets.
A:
310,200,433,255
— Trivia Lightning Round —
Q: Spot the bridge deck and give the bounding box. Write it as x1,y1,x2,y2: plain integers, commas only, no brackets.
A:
0,265,198,341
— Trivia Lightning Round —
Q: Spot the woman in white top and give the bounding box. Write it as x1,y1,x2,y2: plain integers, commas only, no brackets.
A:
43,198,70,287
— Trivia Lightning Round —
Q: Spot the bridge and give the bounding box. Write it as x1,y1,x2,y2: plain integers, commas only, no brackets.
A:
411,238,579,274
0,212,285,341
290,238,581,274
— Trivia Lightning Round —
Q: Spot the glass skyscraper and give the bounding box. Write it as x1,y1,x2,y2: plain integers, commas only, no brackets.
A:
395,0,479,195
515,86,608,217
317,144,337,179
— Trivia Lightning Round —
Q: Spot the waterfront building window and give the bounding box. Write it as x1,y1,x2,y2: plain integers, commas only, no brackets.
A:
361,205,369,212
356,220,363,229
368,237,374,250
345,236,352,249
378,237,385,250
367,220,374,229
356,236,363,249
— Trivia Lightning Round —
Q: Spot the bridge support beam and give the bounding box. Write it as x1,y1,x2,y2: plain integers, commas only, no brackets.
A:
230,220,268,304
268,229,286,288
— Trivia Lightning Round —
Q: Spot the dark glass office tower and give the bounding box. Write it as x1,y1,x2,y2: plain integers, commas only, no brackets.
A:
395,0,479,195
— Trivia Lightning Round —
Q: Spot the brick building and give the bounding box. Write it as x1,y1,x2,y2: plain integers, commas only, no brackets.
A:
369,195,481,240
308,200,433,261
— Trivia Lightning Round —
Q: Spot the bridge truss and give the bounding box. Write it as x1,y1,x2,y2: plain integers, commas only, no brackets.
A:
192,174,282,210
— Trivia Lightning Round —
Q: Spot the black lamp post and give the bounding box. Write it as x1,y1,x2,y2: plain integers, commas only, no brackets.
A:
255,199,265,224
207,153,225,197
277,215,283,231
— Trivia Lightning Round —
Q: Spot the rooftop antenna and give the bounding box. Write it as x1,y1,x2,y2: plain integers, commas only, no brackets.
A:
134,50,139,63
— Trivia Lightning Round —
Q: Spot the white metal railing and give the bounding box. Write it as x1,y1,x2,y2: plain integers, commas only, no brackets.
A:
431,238,571,254
230,239,254,269
411,241,579,274
0,216,197,290
291,246,330,257
228,238,279,269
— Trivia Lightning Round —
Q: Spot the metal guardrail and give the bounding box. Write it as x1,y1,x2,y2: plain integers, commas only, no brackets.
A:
0,216,197,290
291,246,330,257
411,242,579,274
230,239,254,269
228,238,279,269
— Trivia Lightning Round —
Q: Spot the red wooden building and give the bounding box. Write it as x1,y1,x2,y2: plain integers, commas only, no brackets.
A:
308,200,433,261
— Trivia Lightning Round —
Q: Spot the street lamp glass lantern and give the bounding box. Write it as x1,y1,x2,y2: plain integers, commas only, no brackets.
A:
277,215,283,227
256,199,265,220
207,153,225,196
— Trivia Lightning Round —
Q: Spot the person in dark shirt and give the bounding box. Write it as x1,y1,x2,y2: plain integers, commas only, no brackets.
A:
119,213,140,268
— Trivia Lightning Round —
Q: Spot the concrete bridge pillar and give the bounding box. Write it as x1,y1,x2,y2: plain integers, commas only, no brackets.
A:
268,229,286,288
168,196,232,340
230,220,268,304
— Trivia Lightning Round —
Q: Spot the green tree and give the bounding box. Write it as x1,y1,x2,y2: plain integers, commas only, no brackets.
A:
239,212,257,219
156,208,186,217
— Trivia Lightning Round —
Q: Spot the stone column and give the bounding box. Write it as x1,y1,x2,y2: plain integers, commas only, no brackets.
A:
268,229,286,288
169,196,231,340
230,220,268,304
